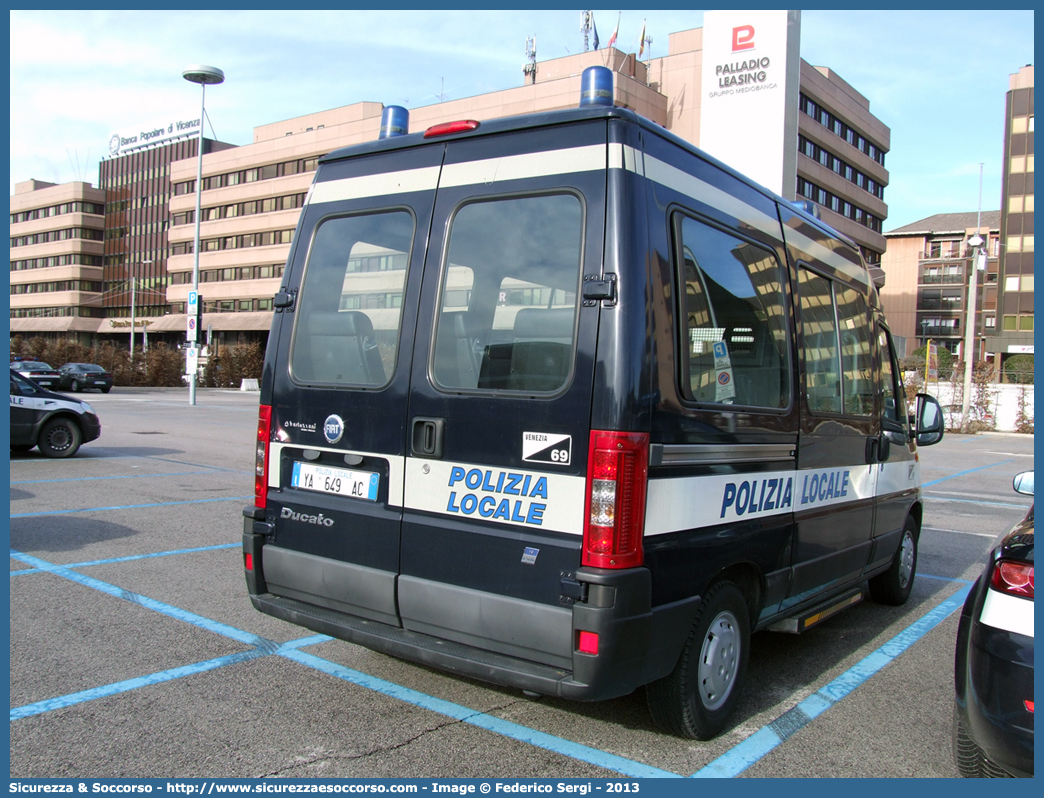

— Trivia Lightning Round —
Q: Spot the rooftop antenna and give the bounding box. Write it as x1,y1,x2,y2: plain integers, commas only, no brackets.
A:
523,37,537,85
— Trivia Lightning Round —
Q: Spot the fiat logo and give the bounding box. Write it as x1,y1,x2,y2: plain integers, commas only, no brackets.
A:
323,414,344,444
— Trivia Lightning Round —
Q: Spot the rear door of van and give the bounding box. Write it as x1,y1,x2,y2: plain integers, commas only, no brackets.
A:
261,144,442,627
399,121,607,670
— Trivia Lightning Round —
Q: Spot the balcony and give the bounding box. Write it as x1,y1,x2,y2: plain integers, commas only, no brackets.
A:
920,274,965,284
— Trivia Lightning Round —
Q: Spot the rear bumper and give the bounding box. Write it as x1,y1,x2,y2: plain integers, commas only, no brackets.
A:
244,527,699,701
955,587,1035,777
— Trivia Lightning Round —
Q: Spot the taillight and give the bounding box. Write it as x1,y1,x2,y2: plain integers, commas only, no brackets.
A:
990,559,1034,599
244,553,254,572
255,404,272,509
582,431,649,569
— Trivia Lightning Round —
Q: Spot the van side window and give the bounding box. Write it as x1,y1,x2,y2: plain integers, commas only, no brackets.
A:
879,327,907,430
432,194,583,394
836,287,874,415
673,214,790,408
290,210,414,387
798,269,873,416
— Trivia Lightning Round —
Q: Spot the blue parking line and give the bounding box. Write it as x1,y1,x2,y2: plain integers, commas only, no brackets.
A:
11,470,215,485
11,650,268,720
10,543,240,576
9,549,269,649
10,633,333,721
922,459,1012,486
283,649,679,779
924,495,1029,509
10,496,253,519
9,547,676,778
691,580,972,778
8,543,976,779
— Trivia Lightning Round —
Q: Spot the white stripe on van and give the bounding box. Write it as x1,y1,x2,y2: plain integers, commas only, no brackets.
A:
309,166,442,205
270,442,407,508
610,144,868,287
438,144,606,188
644,461,918,538
404,458,586,536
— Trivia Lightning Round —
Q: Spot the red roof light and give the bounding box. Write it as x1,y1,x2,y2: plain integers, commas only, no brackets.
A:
423,120,480,138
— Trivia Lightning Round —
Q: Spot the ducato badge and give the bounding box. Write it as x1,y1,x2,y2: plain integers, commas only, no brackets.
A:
323,414,344,444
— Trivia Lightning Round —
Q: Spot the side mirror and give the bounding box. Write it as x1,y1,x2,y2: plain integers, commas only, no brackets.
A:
914,393,944,446
1013,471,1034,497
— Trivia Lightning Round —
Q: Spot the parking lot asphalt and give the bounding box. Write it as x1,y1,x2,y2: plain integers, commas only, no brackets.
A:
8,388,1034,779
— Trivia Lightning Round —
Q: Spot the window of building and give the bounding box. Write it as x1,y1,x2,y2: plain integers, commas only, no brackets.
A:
985,316,995,328
1021,275,1034,292
1018,315,1033,331
1003,315,1018,330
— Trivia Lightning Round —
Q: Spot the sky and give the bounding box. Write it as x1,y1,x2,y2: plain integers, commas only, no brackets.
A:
8,9,1035,231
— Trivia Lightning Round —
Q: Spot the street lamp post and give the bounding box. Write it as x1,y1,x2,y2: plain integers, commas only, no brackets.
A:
129,259,152,358
182,64,224,407
960,164,985,433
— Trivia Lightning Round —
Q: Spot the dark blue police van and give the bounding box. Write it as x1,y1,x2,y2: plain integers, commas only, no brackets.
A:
244,67,945,739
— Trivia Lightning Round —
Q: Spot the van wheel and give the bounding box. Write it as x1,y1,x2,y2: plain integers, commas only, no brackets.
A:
869,517,918,605
646,581,749,739
37,418,82,458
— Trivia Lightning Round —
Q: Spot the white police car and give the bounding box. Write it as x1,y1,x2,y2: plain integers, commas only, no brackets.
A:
10,370,101,457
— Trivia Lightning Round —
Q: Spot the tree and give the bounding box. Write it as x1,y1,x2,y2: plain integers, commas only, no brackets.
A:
902,345,955,381
1002,354,1034,385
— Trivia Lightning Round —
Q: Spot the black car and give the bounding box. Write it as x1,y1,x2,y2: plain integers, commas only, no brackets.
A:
953,471,1034,778
57,362,114,393
10,360,61,389
10,370,101,457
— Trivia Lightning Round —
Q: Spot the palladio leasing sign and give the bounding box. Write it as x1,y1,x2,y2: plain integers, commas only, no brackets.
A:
699,9,801,197
107,112,202,157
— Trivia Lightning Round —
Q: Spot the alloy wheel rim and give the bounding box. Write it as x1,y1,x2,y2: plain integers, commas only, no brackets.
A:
698,610,740,710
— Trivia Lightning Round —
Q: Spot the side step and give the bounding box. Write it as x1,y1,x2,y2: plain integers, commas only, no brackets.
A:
767,587,866,634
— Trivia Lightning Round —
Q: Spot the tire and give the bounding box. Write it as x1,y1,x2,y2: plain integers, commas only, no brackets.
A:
953,702,985,777
37,418,82,458
646,580,750,739
101,386,111,394
869,516,918,605
70,379,81,392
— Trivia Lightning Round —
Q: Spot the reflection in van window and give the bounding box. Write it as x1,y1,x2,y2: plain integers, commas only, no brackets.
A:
432,194,582,393
290,211,414,386
799,269,841,413
799,270,874,416
675,215,790,408
836,287,873,415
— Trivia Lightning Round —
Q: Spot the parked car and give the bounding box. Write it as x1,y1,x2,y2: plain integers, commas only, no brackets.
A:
10,360,60,390
57,363,113,393
10,370,101,457
953,471,1034,777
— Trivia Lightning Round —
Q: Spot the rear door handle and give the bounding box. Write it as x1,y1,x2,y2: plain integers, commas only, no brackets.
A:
411,417,445,459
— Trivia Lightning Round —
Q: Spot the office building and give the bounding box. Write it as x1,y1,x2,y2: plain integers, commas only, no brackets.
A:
12,17,892,347
984,64,1034,368
10,180,106,345
881,212,1001,360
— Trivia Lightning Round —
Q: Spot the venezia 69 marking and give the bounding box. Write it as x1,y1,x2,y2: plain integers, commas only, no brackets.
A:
522,431,571,465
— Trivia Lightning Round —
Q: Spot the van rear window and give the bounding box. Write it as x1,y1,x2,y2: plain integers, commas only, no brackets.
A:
674,214,790,408
290,210,415,387
431,194,583,394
